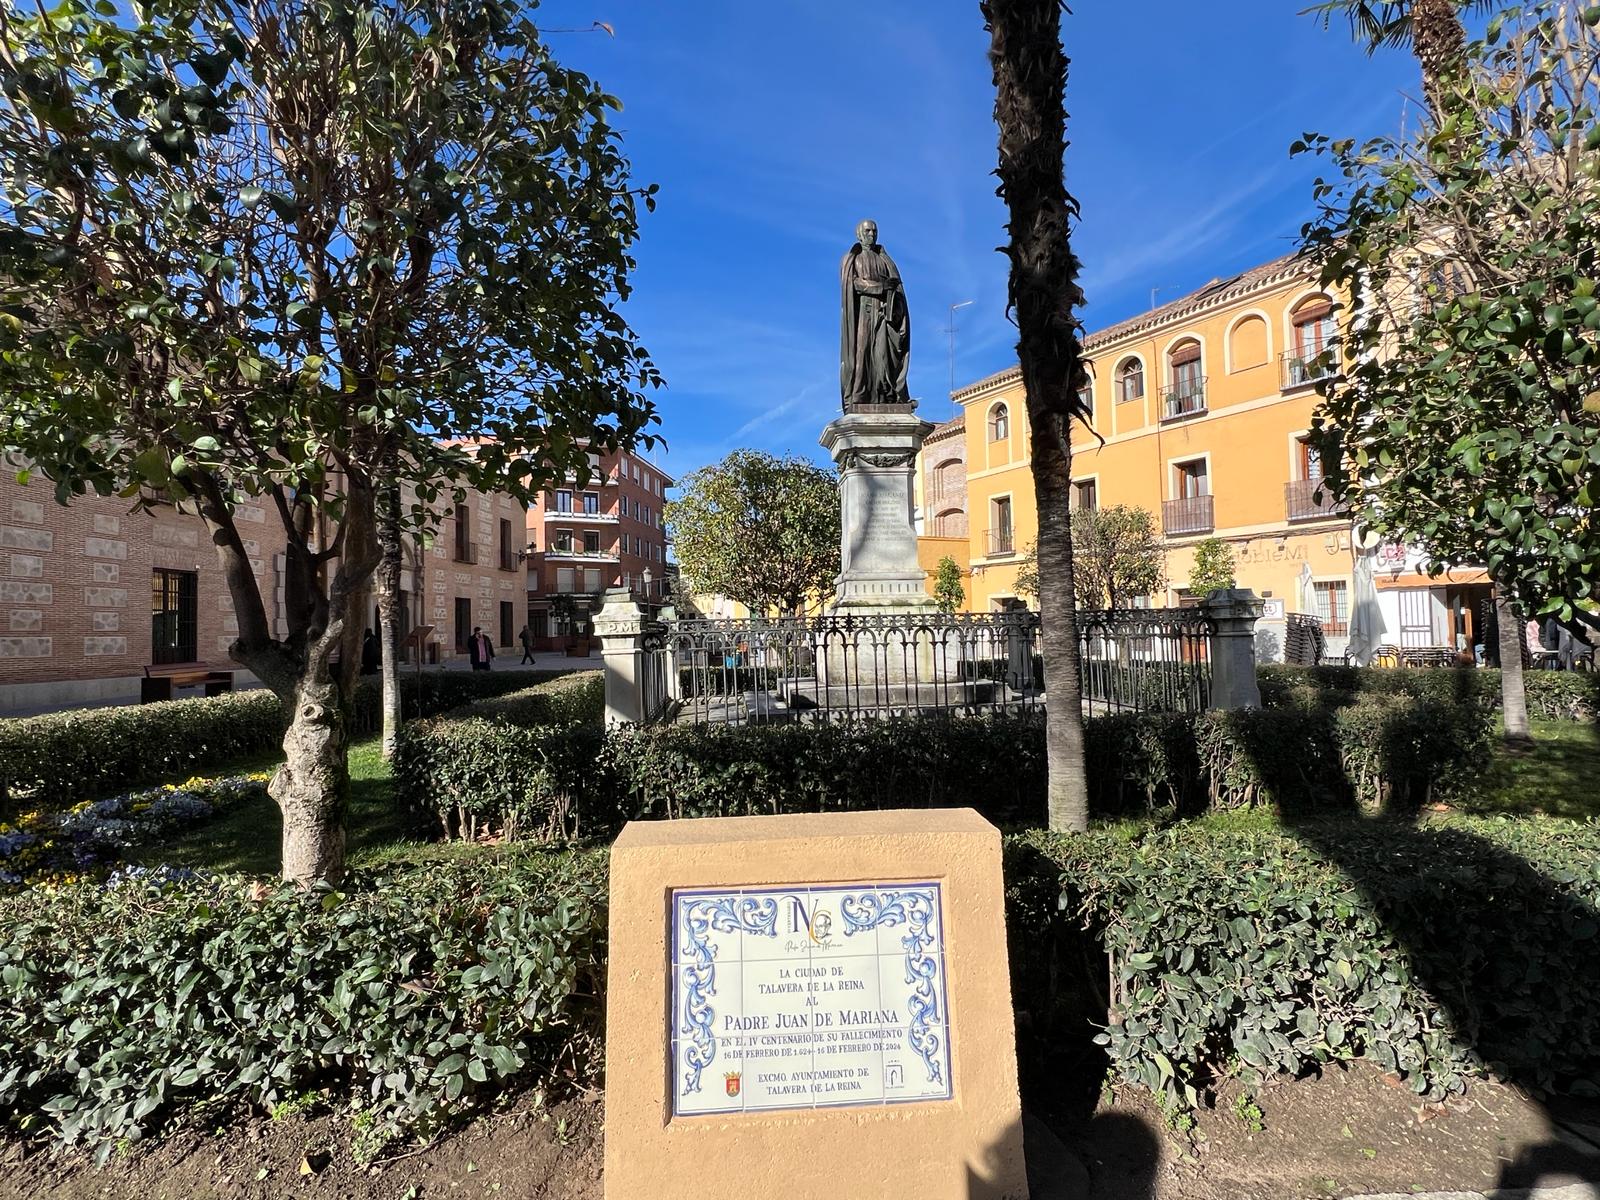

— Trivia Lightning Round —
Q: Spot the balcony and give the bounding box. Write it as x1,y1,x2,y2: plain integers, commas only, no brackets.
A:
1160,378,1207,421
452,541,478,565
986,526,1016,557
544,546,620,563
545,507,620,523
498,547,522,572
1281,349,1335,391
1285,478,1348,523
1162,494,1214,537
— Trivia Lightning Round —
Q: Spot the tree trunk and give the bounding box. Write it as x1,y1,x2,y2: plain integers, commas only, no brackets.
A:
1411,0,1468,114
985,0,1093,832
377,460,403,759
272,672,351,885
1495,589,1531,744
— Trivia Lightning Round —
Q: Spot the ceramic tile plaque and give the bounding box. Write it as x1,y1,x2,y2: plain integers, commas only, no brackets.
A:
670,882,953,1116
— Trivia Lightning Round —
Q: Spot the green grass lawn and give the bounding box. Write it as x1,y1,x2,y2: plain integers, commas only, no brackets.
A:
1460,716,1600,821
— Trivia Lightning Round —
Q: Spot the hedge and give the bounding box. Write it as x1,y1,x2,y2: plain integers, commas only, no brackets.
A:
394,694,1495,837
7,814,1595,1160
1009,818,1600,1110
0,847,608,1161
0,669,589,813
1259,663,1600,722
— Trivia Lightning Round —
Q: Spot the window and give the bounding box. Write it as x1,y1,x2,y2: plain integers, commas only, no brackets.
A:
554,489,572,513
499,518,516,571
1174,458,1209,498
583,568,602,592
988,403,1010,442
1314,580,1349,634
454,597,472,651
553,530,574,553
1072,480,1098,511
583,530,600,553
453,503,472,562
632,463,640,482
1296,437,1324,483
1115,358,1144,403
582,492,599,514
1076,380,1093,421
1286,297,1337,387
499,600,514,649
1165,340,1204,418
556,566,575,593
989,496,1014,555
150,569,197,664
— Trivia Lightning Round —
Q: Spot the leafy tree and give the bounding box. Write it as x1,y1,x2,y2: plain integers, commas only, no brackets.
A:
933,555,965,614
984,0,1093,833
1300,2,1599,742
0,0,660,882
666,451,839,617
1188,536,1237,596
1012,505,1165,611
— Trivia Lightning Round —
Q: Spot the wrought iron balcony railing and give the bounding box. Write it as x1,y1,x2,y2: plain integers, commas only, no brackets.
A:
1162,494,1214,537
1281,349,1335,390
987,526,1016,556
452,541,478,565
1160,378,1207,421
1284,478,1348,522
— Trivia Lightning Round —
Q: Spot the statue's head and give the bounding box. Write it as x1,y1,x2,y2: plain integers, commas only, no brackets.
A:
856,219,878,248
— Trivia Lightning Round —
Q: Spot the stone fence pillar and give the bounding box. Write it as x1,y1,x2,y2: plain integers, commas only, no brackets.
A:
593,588,648,727
1201,588,1264,710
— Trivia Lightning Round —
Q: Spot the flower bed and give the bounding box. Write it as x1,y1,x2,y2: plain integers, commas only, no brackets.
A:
0,774,270,890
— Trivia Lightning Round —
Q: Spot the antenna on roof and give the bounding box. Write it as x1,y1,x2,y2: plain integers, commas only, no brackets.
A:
945,300,974,398
1150,285,1179,311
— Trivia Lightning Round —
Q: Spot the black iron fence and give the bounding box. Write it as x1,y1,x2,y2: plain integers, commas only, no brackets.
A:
650,606,1214,727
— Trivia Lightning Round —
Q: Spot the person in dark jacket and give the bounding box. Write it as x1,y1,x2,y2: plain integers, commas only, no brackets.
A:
360,628,379,675
467,625,494,671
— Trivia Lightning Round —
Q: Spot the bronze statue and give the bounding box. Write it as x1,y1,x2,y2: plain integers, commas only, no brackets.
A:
839,219,912,409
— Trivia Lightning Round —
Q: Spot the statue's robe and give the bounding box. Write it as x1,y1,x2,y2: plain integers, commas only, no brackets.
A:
839,243,911,408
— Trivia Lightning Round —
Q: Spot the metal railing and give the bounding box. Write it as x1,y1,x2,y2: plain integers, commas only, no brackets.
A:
1162,494,1214,537
1078,607,1211,716
453,541,478,565
987,526,1016,556
1161,378,1207,420
1281,349,1334,390
1285,478,1346,522
653,606,1214,727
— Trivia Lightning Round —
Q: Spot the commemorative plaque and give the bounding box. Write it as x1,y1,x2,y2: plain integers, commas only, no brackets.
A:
603,808,1028,1200
671,882,953,1115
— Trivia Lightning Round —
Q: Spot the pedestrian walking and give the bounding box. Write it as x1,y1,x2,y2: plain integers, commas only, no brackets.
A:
467,625,495,671
519,622,536,665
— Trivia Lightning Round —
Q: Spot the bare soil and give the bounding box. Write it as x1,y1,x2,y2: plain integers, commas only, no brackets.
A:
4,1068,1598,1200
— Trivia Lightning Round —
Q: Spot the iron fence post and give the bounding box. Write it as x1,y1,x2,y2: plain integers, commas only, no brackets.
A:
1201,588,1264,710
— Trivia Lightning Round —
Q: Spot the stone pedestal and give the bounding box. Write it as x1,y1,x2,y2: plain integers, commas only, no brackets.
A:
820,406,940,615
1202,588,1264,710
603,808,1030,1200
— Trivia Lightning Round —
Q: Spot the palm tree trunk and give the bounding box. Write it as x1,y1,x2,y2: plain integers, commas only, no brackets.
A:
1495,589,1531,744
984,0,1092,832
1411,0,1468,112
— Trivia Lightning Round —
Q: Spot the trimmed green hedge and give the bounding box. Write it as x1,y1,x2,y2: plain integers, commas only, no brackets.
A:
1010,818,1600,1108
0,670,585,813
395,695,1495,837
1260,663,1600,722
0,848,608,1161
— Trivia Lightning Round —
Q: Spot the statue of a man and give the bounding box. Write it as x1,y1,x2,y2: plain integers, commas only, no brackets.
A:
839,219,912,409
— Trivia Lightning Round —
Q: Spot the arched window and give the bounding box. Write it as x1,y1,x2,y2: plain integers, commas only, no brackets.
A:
1164,339,1204,418
932,458,960,500
988,402,1010,442
1115,357,1144,403
1286,296,1336,387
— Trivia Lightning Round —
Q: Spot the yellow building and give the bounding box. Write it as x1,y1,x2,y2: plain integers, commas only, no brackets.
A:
937,253,1367,647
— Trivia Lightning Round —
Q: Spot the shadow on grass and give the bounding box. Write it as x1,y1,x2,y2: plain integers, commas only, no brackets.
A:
1248,673,1600,1191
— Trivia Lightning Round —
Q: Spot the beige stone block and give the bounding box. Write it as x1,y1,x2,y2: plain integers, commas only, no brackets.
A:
92,514,121,535
0,636,51,658
91,611,120,632
84,536,128,560
0,526,52,553
9,609,42,631
0,581,51,604
604,809,1028,1200
9,499,44,525
235,504,266,524
152,525,198,549
8,554,43,578
83,587,127,608
92,563,120,583
83,636,128,656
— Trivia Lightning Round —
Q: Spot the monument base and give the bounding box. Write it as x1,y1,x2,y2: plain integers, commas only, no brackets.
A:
604,808,1030,1200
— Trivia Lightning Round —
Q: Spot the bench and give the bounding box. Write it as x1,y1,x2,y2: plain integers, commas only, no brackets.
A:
141,662,236,703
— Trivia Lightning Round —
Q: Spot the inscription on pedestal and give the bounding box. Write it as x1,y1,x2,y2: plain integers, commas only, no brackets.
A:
671,881,951,1116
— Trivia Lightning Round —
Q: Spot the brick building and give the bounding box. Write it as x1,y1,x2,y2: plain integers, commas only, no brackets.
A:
524,446,672,649
0,471,530,714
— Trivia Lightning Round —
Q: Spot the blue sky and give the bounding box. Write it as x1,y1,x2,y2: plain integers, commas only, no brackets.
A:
545,1,1423,482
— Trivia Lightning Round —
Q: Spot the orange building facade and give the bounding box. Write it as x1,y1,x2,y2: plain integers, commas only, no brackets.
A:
933,254,1373,653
